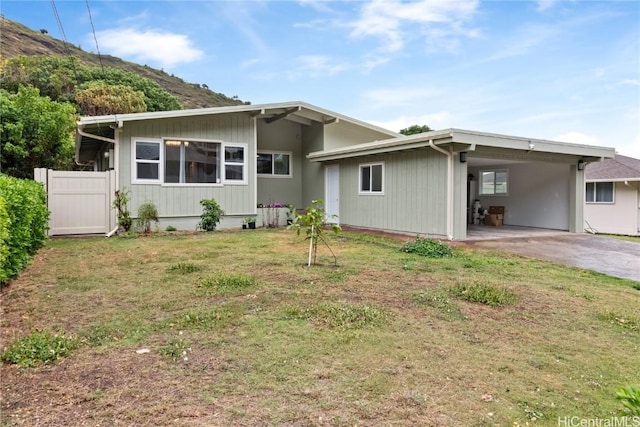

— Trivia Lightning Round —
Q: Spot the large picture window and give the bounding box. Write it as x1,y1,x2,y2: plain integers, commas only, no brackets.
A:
359,162,384,194
132,138,245,185
586,182,614,203
257,151,291,177
480,169,508,195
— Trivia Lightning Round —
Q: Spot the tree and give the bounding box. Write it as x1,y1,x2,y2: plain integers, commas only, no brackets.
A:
75,82,147,115
289,199,341,266
400,124,432,136
0,86,76,178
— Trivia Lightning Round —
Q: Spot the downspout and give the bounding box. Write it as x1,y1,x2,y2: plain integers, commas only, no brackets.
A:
428,140,454,240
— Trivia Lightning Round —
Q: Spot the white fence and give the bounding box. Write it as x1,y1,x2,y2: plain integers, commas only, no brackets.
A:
34,169,116,236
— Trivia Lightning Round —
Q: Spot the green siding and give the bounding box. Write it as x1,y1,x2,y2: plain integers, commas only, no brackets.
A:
119,113,256,221
338,148,449,237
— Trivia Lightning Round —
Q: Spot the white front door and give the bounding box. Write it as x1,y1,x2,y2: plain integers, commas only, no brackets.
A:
324,165,340,224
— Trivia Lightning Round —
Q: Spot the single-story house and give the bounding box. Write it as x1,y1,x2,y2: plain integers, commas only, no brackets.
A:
584,154,640,236
74,101,615,240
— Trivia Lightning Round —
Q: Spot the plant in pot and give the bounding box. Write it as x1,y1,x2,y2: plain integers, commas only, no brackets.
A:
286,204,295,225
243,217,257,229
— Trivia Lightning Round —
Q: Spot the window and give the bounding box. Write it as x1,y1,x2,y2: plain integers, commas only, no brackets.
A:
165,140,220,184
359,162,384,194
257,151,291,177
586,182,614,203
132,138,246,185
480,169,508,195
134,140,161,183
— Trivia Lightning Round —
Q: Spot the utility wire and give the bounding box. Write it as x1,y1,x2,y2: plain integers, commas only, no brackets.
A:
85,0,105,73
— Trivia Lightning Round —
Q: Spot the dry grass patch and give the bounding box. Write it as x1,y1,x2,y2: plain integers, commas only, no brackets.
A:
1,229,638,426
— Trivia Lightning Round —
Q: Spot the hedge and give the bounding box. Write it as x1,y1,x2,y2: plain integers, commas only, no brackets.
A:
0,174,50,285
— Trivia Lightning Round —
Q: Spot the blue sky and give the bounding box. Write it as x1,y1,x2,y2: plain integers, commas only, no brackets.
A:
2,0,639,157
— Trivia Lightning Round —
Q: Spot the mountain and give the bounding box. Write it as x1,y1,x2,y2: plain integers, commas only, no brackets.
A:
0,16,247,109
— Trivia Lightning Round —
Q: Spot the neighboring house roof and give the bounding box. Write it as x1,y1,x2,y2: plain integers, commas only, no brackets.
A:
75,101,401,164
585,154,640,182
307,128,615,162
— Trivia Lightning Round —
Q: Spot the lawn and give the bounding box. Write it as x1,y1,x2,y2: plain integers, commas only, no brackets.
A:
1,229,638,426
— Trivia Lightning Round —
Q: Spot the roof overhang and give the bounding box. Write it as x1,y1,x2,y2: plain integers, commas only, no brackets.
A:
307,128,616,163
75,101,400,164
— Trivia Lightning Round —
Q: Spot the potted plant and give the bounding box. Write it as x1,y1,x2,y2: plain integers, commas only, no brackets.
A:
286,204,296,226
243,217,257,229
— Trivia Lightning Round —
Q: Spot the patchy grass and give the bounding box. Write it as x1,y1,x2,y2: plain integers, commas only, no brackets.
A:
0,229,638,426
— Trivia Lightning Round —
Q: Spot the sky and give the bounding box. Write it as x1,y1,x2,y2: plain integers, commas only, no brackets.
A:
2,0,639,158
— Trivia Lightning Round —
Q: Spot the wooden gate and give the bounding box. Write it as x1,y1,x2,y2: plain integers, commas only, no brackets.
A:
34,169,116,236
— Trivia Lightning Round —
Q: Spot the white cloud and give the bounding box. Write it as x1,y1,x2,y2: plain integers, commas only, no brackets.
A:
349,0,480,53
296,55,349,77
552,131,600,146
536,0,558,12
94,28,203,69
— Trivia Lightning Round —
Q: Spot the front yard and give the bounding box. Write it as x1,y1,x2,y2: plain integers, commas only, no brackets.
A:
1,229,638,426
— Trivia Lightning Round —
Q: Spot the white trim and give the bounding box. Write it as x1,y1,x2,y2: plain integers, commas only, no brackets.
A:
223,143,248,185
358,162,385,195
131,138,162,184
585,181,615,204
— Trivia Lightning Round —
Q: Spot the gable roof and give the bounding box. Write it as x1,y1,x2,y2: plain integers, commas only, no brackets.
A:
585,154,640,182
75,101,400,164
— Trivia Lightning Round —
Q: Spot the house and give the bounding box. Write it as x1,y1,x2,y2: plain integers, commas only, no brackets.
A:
74,101,615,240
584,154,640,236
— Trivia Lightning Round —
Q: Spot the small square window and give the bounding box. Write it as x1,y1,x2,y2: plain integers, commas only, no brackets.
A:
480,169,508,195
359,162,384,194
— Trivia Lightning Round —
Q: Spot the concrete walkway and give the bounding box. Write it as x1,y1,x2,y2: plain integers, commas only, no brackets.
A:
467,233,640,282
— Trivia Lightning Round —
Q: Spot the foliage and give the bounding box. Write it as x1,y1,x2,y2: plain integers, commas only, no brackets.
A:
1,330,79,368
158,334,191,362
1,55,181,113
75,81,147,115
196,198,225,231
200,272,255,294
400,237,452,258
413,289,464,320
0,86,75,178
289,199,341,266
112,188,132,232
399,124,432,136
137,201,159,233
165,225,177,232
243,217,257,224
0,174,49,285
167,262,201,274
448,281,518,306
285,302,387,330
616,385,640,416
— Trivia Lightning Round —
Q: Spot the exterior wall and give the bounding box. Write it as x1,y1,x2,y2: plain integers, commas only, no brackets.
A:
324,121,396,150
301,123,325,208
256,119,303,208
338,148,449,238
118,113,256,228
469,162,571,230
585,181,639,235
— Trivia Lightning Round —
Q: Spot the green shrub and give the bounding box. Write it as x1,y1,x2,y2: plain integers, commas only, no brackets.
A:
400,237,452,258
137,201,159,233
0,174,50,285
197,198,224,231
448,281,517,306
1,330,79,368
616,385,640,416
165,225,177,232
113,188,132,232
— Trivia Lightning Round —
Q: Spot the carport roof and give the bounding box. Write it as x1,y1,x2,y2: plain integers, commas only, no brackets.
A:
307,128,616,162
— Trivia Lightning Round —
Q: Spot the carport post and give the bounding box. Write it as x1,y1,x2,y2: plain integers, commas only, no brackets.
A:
568,164,585,233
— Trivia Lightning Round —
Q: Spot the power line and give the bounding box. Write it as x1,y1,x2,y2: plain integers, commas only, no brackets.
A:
85,0,105,73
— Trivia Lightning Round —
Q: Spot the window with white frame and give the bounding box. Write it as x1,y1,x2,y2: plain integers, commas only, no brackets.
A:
480,169,508,195
132,138,246,185
359,162,384,194
133,140,161,183
257,151,291,177
586,182,614,203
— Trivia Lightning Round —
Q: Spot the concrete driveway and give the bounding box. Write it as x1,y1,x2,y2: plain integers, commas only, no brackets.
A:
468,234,640,282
